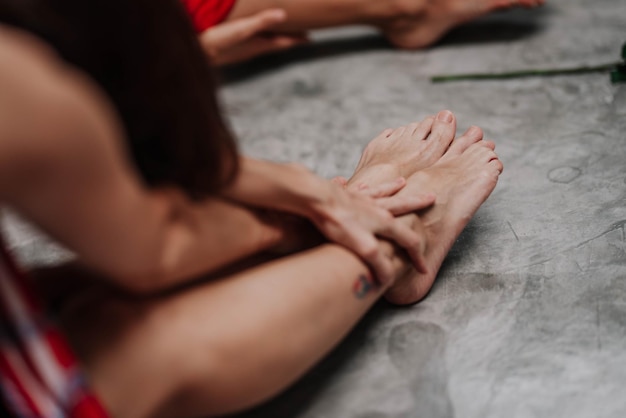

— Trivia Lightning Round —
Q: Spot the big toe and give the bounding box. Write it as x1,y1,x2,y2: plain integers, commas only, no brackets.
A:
425,110,457,155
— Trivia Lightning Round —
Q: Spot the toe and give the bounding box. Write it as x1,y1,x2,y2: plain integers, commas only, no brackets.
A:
467,142,498,162
410,116,435,141
488,159,504,174
403,122,421,138
388,125,408,140
446,125,484,156
482,140,496,150
425,109,457,155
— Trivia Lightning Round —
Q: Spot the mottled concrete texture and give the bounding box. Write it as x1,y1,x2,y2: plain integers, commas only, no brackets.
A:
3,0,626,417
224,0,626,417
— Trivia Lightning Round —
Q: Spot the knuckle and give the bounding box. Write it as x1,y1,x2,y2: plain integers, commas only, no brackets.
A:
360,243,379,259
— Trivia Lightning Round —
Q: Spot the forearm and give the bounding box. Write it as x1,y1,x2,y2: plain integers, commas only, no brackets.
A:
222,157,328,218
226,0,403,30
111,196,304,292
160,200,282,276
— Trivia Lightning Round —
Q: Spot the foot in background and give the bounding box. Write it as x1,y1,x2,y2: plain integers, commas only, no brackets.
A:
381,0,545,49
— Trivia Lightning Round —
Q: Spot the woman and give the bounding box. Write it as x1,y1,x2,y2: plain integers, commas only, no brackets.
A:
0,0,502,416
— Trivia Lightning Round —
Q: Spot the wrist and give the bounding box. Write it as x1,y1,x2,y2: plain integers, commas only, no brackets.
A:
282,163,334,219
254,210,324,255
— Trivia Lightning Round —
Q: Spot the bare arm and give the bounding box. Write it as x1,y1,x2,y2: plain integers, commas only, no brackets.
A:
222,156,434,282
226,0,405,30
0,29,294,292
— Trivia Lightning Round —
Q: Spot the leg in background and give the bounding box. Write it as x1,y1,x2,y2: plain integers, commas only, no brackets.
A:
226,0,546,49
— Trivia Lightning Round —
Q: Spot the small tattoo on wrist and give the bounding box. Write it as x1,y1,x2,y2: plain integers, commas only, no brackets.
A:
353,274,377,299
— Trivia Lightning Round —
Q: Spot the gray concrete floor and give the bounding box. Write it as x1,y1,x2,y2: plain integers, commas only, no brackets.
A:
3,0,626,417
222,1,626,417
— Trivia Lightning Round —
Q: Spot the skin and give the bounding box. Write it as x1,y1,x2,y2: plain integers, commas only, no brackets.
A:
0,26,433,292
344,112,503,304
53,114,501,418
0,25,503,418
198,8,309,65
223,0,546,50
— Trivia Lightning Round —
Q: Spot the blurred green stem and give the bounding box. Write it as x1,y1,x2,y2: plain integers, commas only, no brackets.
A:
431,62,620,83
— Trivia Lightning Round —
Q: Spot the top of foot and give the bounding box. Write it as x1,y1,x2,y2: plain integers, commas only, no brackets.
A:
382,0,546,49
384,138,503,305
348,110,485,189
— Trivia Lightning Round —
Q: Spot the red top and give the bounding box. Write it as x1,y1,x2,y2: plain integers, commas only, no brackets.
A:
181,0,238,32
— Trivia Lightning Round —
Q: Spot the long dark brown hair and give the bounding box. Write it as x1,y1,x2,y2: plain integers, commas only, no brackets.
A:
0,0,238,199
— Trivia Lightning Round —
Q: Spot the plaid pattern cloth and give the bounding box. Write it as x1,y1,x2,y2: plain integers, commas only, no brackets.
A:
0,243,108,418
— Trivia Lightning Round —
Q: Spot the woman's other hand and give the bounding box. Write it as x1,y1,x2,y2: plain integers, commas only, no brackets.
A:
309,177,434,285
199,9,308,66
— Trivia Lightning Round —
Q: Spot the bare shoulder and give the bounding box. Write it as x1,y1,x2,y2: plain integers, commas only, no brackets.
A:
0,25,125,191
0,25,64,92
0,26,80,137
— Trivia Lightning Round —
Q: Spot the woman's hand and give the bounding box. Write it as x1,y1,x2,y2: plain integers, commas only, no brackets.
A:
308,177,434,285
223,159,434,285
199,9,308,66
335,176,436,217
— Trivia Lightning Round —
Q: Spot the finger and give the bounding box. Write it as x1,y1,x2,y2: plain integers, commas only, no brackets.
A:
377,219,428,274
213,35,307,65
269,31,310,42
201,8,287,48
352,233,394,286
375,193,436,215
230,9,287,41
331,176,349,187
258,34,309,51
365,177,406,198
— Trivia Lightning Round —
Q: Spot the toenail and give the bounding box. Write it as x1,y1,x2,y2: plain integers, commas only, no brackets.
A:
437,110,453,123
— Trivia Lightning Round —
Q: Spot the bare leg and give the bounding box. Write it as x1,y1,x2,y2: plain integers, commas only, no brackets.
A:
56,242,411,418
54,113,501,417
226,0,545,49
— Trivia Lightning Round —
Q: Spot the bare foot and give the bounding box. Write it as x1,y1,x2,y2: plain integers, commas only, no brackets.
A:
381,0,545,49
384,139,503,305
348,110,484,188
346,111,501,303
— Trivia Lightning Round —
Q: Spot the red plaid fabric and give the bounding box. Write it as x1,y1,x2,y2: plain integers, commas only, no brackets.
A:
0,242,109,418
181,0,237,32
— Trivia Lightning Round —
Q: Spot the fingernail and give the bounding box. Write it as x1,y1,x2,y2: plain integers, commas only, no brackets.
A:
436,110,453,123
